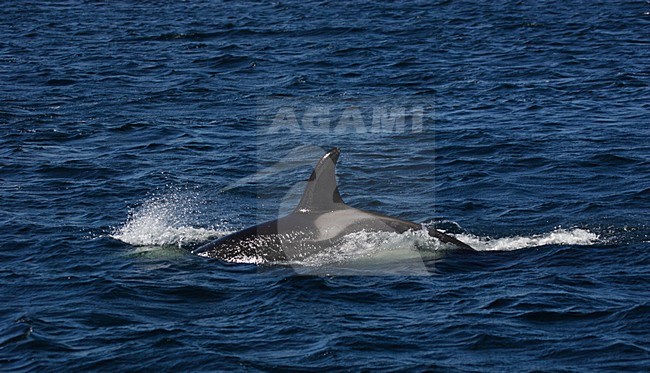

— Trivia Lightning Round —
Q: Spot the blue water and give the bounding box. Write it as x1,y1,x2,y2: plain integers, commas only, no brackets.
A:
2,0,649,370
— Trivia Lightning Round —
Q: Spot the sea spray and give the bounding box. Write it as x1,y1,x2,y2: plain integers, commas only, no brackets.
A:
111,190,230,248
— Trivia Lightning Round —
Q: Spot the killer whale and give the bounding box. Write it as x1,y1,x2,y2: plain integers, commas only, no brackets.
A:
193,147,474,262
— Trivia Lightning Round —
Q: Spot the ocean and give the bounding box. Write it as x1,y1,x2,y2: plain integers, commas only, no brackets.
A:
1,0,649,370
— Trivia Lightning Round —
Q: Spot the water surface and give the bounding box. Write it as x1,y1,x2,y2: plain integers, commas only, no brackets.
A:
1,0,649,370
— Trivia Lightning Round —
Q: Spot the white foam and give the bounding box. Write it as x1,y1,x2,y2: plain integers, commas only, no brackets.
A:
293,227,601,266
454,228,600,252
111,192,230,248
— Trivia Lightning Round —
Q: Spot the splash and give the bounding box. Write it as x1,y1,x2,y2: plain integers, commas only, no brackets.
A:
111,192,230,248
455,228,600,252
291,227,601,267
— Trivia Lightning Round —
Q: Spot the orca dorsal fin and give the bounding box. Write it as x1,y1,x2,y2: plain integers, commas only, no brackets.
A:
294,147,346,213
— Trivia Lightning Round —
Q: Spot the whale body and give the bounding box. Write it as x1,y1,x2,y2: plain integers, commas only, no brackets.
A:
193,148,474,262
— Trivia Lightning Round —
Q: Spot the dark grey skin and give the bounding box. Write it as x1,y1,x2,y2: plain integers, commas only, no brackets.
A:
193,148,475,262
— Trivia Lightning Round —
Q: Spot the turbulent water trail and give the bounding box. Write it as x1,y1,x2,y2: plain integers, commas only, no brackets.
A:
456,228,600,252
110,193,601,263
